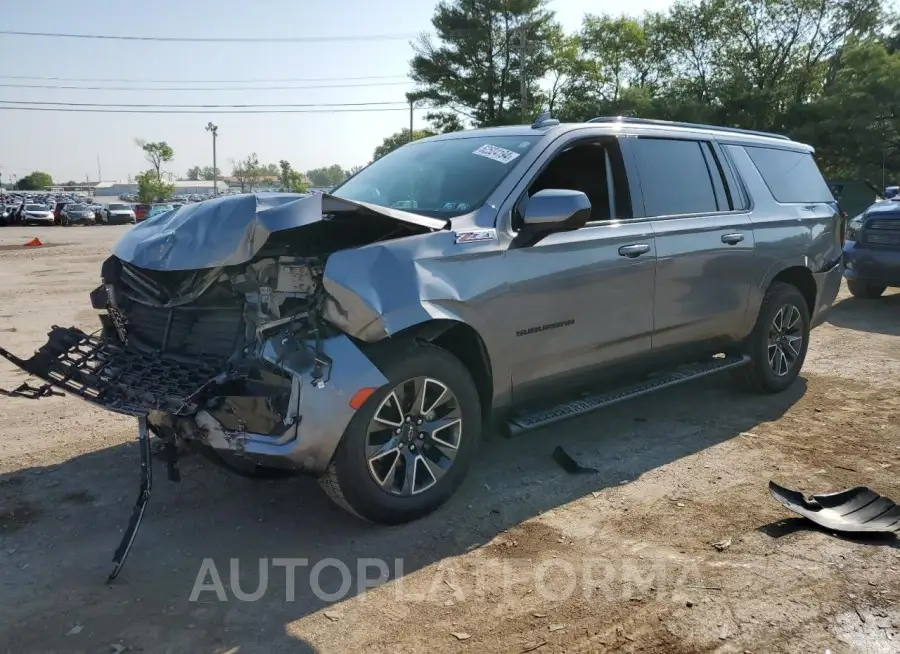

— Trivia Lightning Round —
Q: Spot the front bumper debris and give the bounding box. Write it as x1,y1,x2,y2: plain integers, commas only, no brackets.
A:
0,326,224,417
769,481,900,533
1,324,390,580
0,327,223,581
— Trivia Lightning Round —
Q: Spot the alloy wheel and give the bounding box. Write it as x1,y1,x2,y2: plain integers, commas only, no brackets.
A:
767,303,803,377
365,376,463,496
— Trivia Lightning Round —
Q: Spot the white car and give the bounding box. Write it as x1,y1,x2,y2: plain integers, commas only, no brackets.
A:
22,204,54,225
99,203,137,225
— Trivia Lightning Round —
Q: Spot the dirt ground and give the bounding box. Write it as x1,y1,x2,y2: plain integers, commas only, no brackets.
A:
0,225,898,654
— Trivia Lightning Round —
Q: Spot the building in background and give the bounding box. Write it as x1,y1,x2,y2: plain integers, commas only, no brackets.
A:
92,179,229,199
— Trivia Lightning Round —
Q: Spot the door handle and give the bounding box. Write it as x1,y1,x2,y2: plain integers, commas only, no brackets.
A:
721,233,744,245
618,243,651,258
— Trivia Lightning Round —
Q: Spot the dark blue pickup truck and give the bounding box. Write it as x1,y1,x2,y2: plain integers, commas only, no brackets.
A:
843,199,900,298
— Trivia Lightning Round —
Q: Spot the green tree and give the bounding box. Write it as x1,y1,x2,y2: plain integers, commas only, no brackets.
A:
288,171,310,193
136,169,175,203
373,128,437,160
279,159,292,189
409,0,558,129
15,171,53,190
306,164,349,187
136,139,174,181
230,153,260,192
202,166,221,181
185,166,201,181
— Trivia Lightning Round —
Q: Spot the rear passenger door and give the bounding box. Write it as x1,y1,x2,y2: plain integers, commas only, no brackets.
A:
624,136,755,352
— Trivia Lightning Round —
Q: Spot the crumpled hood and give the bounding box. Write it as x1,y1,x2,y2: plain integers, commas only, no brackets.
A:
112,192,447,271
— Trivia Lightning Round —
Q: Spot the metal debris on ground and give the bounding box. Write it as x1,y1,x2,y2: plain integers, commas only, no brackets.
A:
552,446,598,474
768,481,900,533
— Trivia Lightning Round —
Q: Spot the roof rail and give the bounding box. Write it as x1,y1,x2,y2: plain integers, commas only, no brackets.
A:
586,116,791,141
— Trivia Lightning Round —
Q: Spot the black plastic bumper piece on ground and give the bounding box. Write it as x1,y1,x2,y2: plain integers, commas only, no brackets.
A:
769,481,900,533
0,325,222,416
108,415,153,583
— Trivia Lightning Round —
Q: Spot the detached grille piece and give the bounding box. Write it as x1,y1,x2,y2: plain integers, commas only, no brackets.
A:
0,326,223,416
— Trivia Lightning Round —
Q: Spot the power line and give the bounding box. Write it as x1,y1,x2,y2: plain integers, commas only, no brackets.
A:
0,105,413,114
0,73,412,84
0,29,418,43
0,81,413,91
0,100,407,108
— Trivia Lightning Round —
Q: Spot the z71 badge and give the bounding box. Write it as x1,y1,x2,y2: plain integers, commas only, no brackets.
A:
454,229,497,244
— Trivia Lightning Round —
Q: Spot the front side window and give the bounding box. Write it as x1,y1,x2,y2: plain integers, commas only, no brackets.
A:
332,135,541,218
632,138,719,217
744,146,833,204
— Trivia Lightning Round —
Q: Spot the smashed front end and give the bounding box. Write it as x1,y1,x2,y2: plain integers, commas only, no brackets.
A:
0,193,449,579
0,192,443,475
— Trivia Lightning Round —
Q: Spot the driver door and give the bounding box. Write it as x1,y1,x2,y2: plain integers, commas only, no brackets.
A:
496,134,657,403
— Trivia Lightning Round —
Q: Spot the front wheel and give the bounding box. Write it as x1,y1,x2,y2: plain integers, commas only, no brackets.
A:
320,342,481,524
734,282,810,394
847,279,886,299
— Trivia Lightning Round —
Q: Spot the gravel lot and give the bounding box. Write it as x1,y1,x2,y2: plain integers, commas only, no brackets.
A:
0,225,898,654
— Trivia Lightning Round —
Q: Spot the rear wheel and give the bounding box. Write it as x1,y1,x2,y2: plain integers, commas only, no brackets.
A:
735,282,810,394
320,342,481,524
847,279,886,299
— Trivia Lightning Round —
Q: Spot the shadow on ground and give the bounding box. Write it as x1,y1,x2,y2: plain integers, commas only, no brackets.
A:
0,376,807,653
826,291,900,337
758,517,899,550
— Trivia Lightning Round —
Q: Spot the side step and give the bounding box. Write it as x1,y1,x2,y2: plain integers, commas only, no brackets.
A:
504,354,751,436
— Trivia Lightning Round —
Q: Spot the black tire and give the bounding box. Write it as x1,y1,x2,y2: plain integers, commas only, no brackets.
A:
320,341,481,525
734,282,810,394
847,279,886,299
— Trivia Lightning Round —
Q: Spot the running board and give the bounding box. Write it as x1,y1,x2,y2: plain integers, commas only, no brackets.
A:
504,354,751,436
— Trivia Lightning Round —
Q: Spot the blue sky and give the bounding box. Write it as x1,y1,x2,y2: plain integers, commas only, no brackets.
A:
0,0,674,183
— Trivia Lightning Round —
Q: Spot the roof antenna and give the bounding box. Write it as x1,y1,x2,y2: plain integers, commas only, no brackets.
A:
531,111,560,129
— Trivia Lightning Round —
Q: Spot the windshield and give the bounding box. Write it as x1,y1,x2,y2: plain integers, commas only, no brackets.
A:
25,204,47,211
332,135,540,217
108,204,130,210
69,204,86,210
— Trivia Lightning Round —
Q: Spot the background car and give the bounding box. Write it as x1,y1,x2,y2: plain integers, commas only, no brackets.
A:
53,201,68,226
133,203,151,221
60,203,96,226
146,203,175,219
98,202,136,225
21,203,54,226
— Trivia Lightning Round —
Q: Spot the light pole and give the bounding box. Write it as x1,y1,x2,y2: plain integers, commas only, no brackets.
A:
206,122,218,197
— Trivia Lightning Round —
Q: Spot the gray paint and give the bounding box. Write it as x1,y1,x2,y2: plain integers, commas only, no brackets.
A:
1,119,844,476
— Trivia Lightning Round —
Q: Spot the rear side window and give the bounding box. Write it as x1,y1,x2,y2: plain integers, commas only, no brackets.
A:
632,138,718,217
744,146,832,203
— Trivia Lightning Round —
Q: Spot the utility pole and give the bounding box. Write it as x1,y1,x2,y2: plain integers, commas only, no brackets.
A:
409,99,414,143
97,154,102,182
511,25,535,121
206,122,218,197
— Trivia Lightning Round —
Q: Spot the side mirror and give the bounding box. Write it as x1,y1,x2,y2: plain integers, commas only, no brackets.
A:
520,189,592,233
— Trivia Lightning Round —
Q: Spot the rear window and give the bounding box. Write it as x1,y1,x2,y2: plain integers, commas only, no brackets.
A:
745,146,832,203
25,204,46,211
108,204,130,210
632,138,719,216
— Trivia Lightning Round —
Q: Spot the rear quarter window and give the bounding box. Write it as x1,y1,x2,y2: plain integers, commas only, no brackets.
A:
745,146,832,203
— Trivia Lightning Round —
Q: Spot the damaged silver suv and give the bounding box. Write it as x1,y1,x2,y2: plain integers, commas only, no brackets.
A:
1,115,843,576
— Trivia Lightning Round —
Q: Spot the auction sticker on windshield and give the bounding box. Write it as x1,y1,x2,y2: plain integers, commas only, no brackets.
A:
472,144,521,164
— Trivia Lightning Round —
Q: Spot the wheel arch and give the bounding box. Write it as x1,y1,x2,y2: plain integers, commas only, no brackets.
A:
362,319,495,425
405,320,494,425
770,265,817,315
